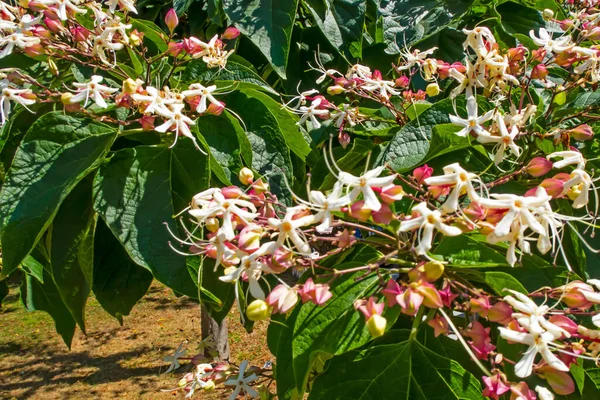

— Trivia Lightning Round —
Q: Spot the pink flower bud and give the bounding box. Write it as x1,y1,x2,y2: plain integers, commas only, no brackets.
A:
427,314,449,337
372,203,393,224
266,285,298,314
267,247,293,273
31,25,51,39
413,164,433,184
548,315,579,336
464,201,486,221
395,75,410,88
559,281,595,309
168,41,184,56
23,44,44,57
510,382,536,400
540,178,564,198
381,279,403,307
508,46,526,61
355,296,385,320
312,284,332,305
140,115,155,131
488,301,513,324
222,26,240,40
532,48,546,62
428,184,451,199
70,25,90,42
165,8,179,33
414,281,442,309
560,19,574,30
43,8,59,19
372,70,383,80
206,101,225,116
470,296,491,316
483,374,511,400
538,366,575,395
347,200,372,222
28,1,48,12
526,157,553,177
238,224,262,253
569,124,594,141
221,186,246,199
438,281,458,307
379,184,404,204
44,17,63,33
397,287,424,316
531,64,548,79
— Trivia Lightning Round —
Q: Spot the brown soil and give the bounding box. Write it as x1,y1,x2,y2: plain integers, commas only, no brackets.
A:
0,283,271,399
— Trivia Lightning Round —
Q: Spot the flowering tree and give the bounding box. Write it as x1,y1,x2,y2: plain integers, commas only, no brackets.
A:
2,0,600,398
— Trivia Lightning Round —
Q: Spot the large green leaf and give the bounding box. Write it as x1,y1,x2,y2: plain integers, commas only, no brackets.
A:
309,337,484,399
226,89,298,203
305,0,366,58
0,113,116,279
496,1,544,49
93,140,209,297
377,98,465,172
375,0,471,55
181,56,277,95
49,175,96,333
20,268,77,348
92,219,153,324
195,112,252,185
222,0,299,78
193,257,236,324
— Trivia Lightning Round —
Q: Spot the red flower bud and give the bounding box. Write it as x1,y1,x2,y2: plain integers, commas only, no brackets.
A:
540,178,564,198
531,64,548,80
395,75,410,88
531,48,546,62
413,164,433,184
568,124,594,141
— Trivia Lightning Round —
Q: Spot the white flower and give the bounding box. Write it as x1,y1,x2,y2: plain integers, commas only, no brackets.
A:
0,33,41,59
297,97,329,128
154,104,201,149
477,191,551,237
529,28,572,53
423,163,482,213
397,47,437,71
535,386,555,400
316,68,341,84
162,342,188,373
36,0,87,21
132,86,174,115
268,207,313,255
307,182,352,233
547,150,586,170
331,104,360,128
336,165,396,212
219,242,277,299
346,63,372,79
106,0,138,14
362,77,399,100
70,75,118,108
181,83,223,114
188,189,258,240
486,224,525,266
448,60,482,99
0,2,18,22
561,169,593,209
282,89,318,110
224,360,259,400
573,46,600,83
498,327,568,378
398,202,462,255
476,113,521,165
0,81,36,125
503,289,570,338
463,27,496,57
449,95,494,138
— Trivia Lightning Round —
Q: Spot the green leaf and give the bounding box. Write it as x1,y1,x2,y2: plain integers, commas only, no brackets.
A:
226,90,295,203
20,268,77,348
195,112,252,185
92,219,153,324
481,271,527,295
181,57,277,95
375,0,472,55
291,268,383,397
0,113,116,279
49,175,96,333
22,255,45,283
131,20,168,52
173,0,195,14
193,257,236,324
93,140,209,297
496,2,544,49
378,98,464,172
268,312,300,399
309,337,483,399
222,0,299,78
304,0,366,58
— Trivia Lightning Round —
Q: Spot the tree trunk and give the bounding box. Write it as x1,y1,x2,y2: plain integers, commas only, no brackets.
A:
200,305,230,360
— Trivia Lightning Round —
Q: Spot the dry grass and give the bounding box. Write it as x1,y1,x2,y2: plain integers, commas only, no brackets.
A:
0,283,272,399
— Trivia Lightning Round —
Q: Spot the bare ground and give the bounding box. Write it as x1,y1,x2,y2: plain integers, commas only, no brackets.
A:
0,283,271,399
